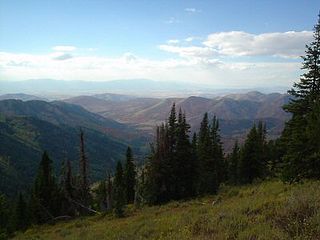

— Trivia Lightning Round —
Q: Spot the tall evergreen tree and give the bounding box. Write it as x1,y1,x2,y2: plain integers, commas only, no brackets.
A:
145,104,196,203
147,126,164,204
0,194,9,237
257,121,268,178
96,180,107,212
124,147,136,204
134,166,148,207
62,159,73,198
113,162,125,217
211,116,225,184
305,101,320,178
266,139,284,177
166,104,178,199
59,158,75,217
282,15,320,182
106,172,113,210
197,113,218,194
238,122,267,184
33,151,58,222
175,109,194,198
191,133,199,193
13,193,29,231
238,125,258,184
227,141,240,185
78,129,90,207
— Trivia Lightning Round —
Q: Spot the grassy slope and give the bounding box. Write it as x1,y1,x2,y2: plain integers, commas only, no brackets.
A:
14,180,320,240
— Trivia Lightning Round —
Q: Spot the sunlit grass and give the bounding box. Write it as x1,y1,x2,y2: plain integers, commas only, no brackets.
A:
13,180,320,240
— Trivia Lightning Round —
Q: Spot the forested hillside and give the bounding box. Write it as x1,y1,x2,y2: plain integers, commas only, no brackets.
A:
0,100,148,196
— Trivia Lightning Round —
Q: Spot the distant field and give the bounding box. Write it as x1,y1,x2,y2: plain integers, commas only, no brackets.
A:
13,180,320,240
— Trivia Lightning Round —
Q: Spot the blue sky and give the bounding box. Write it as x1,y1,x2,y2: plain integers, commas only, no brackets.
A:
0,0,319,87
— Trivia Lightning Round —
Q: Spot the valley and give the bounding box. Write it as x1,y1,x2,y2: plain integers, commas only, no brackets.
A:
64,91,291,150
0,99,149,196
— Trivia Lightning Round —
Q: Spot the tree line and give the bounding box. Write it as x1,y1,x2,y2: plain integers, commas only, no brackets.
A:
0,13,320,239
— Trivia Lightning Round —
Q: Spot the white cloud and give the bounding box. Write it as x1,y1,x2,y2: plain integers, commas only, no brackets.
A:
159,45,214,58
203,31,312,58
0,50,301,88
50,52,73,61
167,39,180,44
0,30,310,87
184,8,201,13
52,45,76,52
164,17,180,24
122,52,137,63
185,37,195,42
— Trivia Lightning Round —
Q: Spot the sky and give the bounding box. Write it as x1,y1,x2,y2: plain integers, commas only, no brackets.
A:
0,0,319,88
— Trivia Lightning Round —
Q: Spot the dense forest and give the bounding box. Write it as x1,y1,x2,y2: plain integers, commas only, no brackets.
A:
0,14,320,240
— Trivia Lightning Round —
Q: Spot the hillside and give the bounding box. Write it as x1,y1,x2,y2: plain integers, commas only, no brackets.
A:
0,93,47,101
65,91,291,150
13,180,320,240
0,99,149,146
0,100,148,196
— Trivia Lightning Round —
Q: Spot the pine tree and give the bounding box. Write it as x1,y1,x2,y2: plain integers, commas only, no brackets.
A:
175,109,194,198
113,162,125,217
191,133,199,193
282,14,320,182
148,122,171,204
144,142,159,205
228,141,240,185
59,158,75,217
106,172,113,210
266,139,284,177
166,104,178,199
197,113,218,194
238,122,267,184
124,147,136,204
78,129,90,208
63,159,73,198
96,180,107,212
134,166,148,207
257,121,268,178
0,194,9,236
211,116,225,184
168,103,177,155
13,193,29,231
305,101,320,178
144,104,196,203
33,151,58,222
285,15,320,115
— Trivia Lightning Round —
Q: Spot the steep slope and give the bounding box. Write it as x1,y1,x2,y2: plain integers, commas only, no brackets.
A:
0,99,150,143
0,100,148,196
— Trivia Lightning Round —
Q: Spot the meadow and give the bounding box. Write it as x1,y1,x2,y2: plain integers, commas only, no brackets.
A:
13,180,320,240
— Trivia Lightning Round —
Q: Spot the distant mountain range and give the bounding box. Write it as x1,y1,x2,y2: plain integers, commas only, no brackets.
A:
65,91,292,150
0,79,289,98
0,99,149,196
0,93,48,101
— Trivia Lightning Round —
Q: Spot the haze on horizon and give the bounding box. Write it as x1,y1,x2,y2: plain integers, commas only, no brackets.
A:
0,0,319,88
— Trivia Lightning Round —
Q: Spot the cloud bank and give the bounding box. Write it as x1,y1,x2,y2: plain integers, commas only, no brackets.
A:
204,31,313,58
160,31,313,59
0,30,312,88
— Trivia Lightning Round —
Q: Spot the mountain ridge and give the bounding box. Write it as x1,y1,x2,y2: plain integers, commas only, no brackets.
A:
0,99,149,196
